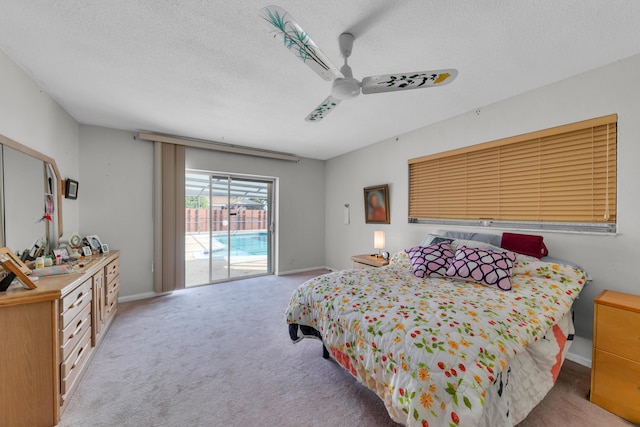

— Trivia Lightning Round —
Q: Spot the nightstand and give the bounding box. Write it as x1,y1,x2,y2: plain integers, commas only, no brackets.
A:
351,254,389,269
591,290,640,424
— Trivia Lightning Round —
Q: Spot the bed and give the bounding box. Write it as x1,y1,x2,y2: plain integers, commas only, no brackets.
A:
285,237,586,426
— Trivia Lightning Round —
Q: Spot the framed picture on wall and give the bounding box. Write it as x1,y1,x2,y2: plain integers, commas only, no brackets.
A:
64,179,79,199
364,184,390,224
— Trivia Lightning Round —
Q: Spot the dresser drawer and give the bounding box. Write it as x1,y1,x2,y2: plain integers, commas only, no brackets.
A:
591,349,640,423
105,294,118,319
60,280,92,328
595,304,640,362
60,329,92,396
106,277,120,304
60,303,91,362
105,259,120,285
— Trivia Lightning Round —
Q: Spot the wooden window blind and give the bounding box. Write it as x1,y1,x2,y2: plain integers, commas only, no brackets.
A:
408,114,617,231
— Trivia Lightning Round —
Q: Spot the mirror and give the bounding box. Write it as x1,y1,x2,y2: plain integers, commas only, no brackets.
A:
0,134,63,256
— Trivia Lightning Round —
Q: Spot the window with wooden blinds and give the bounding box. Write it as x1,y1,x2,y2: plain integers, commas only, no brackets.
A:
408,114,617,233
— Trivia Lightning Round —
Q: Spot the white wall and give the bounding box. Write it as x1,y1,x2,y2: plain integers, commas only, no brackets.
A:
0,50,152,299
186,148,326,275
0,49,80,234
77,127,326,298
78,126,154,298
325,53,640,359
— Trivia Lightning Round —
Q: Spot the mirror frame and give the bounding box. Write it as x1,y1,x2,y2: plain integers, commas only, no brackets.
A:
0,134,64,243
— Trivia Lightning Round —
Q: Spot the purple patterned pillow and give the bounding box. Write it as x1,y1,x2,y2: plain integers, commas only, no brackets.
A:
446,246,517,290
405,242,455,278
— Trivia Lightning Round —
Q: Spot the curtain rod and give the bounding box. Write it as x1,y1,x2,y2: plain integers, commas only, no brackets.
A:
137,132,300,162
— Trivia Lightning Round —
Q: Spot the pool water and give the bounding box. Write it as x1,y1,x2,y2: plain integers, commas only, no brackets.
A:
198,232,268,258
217,232,268,256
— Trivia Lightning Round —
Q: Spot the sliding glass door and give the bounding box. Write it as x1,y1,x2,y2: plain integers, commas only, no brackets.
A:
185,172,273,286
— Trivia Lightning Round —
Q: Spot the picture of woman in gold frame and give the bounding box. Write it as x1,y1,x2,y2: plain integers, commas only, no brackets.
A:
364,184,390,224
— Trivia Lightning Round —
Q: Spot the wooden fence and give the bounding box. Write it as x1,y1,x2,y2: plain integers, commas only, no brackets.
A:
185,209,268,233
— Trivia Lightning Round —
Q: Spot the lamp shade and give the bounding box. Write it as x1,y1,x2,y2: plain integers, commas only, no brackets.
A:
374,231,385,249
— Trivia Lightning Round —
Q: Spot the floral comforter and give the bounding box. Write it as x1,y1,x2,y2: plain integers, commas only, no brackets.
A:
285,253,586,426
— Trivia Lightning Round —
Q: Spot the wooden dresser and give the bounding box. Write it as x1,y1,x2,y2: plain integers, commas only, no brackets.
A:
591,290,640,424
0,251,120,427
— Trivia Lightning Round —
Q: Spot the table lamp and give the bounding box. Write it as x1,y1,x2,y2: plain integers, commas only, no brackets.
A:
374,231,385,257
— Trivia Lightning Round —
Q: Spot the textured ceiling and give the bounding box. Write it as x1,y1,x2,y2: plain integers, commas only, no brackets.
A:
1,1,639,160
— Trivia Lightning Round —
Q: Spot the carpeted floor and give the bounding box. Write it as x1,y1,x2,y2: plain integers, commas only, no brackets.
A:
59,271,632,427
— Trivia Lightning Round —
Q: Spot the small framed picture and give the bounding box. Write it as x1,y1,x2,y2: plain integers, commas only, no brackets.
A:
101,244,110,254
53,247,70,261
86,235,103,251
65,179,79,200
82,246,92,257
0,247,32,276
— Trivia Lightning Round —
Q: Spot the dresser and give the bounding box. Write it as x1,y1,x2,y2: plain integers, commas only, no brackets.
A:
591,290,640,424
0,251,120,426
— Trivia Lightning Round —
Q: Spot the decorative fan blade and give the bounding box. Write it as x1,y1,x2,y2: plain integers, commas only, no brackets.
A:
259,5,343,81
361,69,458,94
305,96,342,122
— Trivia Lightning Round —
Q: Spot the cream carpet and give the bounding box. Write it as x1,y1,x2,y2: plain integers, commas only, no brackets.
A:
59,271,632,427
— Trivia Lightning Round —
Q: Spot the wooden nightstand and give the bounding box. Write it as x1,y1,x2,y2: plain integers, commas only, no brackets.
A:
351,254,389,269
591,290,640,424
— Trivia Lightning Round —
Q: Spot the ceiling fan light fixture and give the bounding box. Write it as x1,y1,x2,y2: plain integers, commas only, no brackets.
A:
259,6,458,122
331,77,361,100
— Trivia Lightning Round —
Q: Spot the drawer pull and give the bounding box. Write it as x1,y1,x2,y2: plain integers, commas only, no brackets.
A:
69,351,84,371
73,345,86,367
68,319,84,340
68,296,84,310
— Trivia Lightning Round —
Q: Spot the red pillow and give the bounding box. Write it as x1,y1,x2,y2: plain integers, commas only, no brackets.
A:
500,232,549,259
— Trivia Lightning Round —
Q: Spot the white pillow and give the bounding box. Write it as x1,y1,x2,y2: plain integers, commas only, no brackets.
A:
419,233,454,247
450,238,493,251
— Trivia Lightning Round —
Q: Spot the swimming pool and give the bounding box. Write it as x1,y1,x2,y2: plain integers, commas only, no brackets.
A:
191,231,269,259
215,232,269,256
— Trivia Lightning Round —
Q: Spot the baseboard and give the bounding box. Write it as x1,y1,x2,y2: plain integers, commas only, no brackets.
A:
566,335,592,368
277,266,334,276
118,291,170,303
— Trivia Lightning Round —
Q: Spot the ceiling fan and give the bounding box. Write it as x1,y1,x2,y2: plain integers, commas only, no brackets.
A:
259,5,458,122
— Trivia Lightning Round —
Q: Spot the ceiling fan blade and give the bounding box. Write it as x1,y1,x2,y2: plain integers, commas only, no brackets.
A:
259,5,342,81
305,96,342,122
361,69,458,94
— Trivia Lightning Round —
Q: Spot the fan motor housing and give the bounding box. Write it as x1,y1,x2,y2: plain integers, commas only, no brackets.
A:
332,77,360,99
